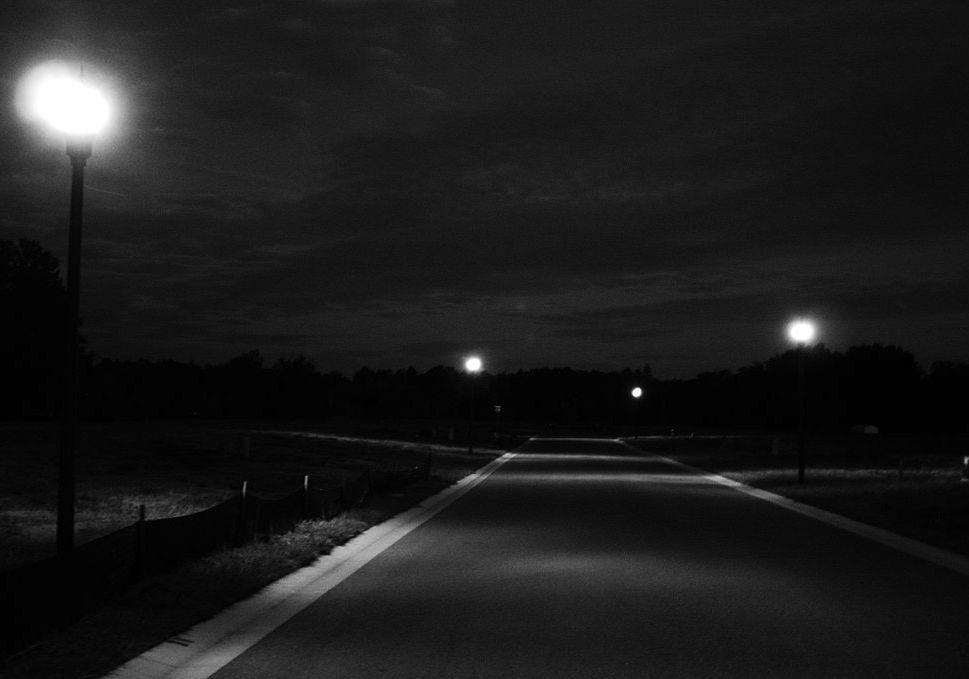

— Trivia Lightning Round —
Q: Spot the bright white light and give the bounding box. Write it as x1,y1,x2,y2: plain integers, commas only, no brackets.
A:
631,387,643,399
18,62,111,136
787,319,817,345
464,356,482,373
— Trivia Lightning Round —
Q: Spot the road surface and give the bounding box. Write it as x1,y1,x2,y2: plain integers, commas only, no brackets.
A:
209,438,969,678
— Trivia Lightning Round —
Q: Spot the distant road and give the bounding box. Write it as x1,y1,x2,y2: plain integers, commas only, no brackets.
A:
210,438,969,678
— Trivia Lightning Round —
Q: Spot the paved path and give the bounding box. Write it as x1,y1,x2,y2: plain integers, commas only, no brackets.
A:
209,438,969,678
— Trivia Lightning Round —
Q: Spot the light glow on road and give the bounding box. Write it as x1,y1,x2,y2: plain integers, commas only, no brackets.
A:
18,61,111,136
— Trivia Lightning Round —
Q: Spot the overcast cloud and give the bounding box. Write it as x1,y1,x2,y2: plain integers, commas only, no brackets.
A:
1,1,966,376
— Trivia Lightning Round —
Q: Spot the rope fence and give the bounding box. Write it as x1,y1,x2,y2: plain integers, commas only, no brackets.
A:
0,456,431,656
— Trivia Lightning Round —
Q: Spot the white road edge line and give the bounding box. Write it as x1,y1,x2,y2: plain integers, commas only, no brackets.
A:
102,451,518,679
619,439,969,578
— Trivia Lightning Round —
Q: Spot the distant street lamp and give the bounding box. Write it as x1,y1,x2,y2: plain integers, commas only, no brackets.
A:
20,63,112,554
464,356,483,454
787,319,817,484
630,387,643,438
787,319,816,345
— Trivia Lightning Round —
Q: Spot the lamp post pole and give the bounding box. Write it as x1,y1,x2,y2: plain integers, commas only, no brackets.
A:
468,374,476,455
796,345,806,484
631,387,642,438
19,62,111,554
57,136,92,555
787,318,816,486
464,356,482,455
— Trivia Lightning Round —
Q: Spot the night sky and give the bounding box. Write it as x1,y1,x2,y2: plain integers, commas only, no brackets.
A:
1,1,967,378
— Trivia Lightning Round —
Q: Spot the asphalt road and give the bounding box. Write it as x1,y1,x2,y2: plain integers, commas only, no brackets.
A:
210,438,969,678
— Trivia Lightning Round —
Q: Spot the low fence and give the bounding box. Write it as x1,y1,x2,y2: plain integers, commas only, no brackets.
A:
0,459,430,656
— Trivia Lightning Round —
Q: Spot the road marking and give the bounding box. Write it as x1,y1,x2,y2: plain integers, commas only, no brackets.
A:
103,452,518,679
620,440,969,578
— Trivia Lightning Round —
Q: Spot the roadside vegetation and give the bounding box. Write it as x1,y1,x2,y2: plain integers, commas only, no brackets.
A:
0,419,493,571
0,420,498,679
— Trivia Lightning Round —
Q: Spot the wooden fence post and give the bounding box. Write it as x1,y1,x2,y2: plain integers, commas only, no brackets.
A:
238,481,249,543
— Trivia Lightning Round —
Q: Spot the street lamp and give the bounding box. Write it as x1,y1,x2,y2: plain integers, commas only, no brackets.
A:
20,62,112,553
630,387,643,438
787,319,816,345
787,318,817,484
464,356,483,454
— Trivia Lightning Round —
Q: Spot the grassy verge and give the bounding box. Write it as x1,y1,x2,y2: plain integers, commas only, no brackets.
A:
0,420,499,678
626,434,969,557
0,469,488,679
0,420,501,571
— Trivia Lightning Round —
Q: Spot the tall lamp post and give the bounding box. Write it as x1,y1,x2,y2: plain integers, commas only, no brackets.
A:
21,64,111,553
464,356,483,454
787,319,817,484
630,386,643,438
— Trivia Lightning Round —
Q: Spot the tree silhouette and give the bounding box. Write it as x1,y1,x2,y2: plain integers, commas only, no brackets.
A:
0,239,68,418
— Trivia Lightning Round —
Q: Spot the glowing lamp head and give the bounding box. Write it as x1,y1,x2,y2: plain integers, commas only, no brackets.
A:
19,62,111,137
464,356,482,374
631,387,643,399
787,319,817,345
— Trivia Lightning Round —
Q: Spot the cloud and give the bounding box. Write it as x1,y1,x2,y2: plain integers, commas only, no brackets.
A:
3,1,968,375
519,270,969,347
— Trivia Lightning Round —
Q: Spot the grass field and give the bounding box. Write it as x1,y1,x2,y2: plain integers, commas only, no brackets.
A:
626,432,969,557
1,478,468,679
0,419,499,679
0,419,500,571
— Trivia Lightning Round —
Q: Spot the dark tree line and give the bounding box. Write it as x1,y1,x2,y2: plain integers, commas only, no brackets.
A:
3,238,967,432
68,351,969,433
1,238,69,418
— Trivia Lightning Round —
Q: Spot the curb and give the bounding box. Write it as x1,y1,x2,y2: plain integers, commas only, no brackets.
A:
102,452,518,679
